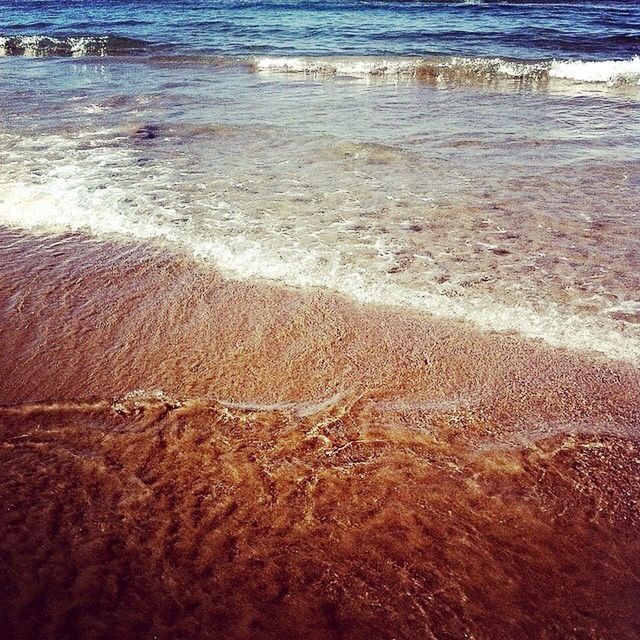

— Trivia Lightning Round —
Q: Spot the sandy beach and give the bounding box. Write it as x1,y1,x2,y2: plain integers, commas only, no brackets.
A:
1,230,638,639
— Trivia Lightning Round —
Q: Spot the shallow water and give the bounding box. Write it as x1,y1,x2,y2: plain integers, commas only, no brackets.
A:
1,53,639,359
1,3,640,361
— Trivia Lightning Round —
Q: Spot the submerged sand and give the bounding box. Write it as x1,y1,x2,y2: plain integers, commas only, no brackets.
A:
0,229,638,639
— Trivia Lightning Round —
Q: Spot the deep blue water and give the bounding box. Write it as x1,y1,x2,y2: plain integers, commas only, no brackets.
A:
1,0,639,60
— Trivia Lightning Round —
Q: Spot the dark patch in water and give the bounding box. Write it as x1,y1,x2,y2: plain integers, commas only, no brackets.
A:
133,124,161,141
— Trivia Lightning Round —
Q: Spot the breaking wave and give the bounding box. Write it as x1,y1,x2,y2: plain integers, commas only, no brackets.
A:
2,34,639,88
254,55,640,86
0,34,149,57
0,133,638,364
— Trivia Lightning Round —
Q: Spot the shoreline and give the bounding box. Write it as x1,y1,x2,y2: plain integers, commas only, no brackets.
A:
0,229,638,416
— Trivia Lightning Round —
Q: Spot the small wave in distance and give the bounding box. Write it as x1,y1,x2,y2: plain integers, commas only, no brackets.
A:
3,34,638,89
254,54,640,86
0,34,150,57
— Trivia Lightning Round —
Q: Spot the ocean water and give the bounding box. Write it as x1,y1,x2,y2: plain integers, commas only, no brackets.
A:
1,0,639,361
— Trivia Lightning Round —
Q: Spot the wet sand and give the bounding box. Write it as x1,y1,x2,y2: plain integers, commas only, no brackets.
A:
0,229,639,639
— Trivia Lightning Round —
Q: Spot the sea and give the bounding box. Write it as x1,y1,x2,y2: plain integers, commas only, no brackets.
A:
1,0,639,362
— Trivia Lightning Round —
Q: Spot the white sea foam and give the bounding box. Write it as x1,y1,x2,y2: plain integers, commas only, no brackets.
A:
549,56,640,84
255,54,640,86
0,34,145,57
255,56,422,76
2,39,638,87
0,136,638,365
0,35,106,57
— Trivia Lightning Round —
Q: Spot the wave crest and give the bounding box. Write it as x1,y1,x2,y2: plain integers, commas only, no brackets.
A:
2,35,639,87
0,34,148,57
254,55,640,86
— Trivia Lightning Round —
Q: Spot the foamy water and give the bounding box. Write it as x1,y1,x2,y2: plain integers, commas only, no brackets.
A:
0,34,147,57
255,55,640,86
0,111,638,362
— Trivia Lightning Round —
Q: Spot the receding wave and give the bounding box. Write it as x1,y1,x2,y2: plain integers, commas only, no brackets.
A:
254,54,640,86
0,134,638,364
0,34,149,57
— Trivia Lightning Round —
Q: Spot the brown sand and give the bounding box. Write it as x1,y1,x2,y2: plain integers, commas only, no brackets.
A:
0,229,638,639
